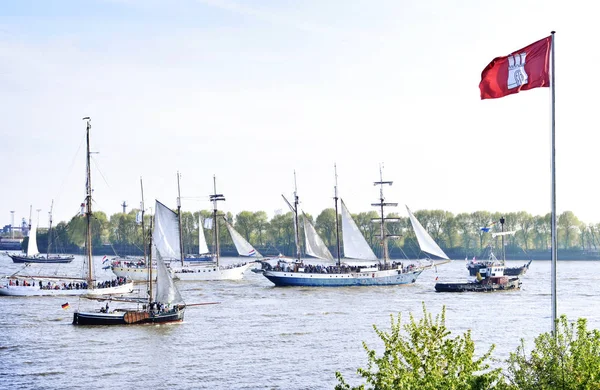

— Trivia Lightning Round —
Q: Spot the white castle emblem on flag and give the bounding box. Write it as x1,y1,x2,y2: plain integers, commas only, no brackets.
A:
507,52,528,89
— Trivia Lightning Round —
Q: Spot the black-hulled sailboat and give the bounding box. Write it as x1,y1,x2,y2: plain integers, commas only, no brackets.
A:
7,203,74,264
73,180,186,325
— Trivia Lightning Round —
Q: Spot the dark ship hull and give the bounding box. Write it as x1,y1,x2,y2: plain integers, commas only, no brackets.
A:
435,276,521,293
73,306,185,325
9,254,74,264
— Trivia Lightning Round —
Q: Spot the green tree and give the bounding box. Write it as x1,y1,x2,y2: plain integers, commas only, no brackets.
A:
558,211,580,249
455,213,474,256
254,211,269,246
533,214,551,250
472,211,493,251
316,208,337,248
235,211,256,242
335,304,502,390
505,315,600,389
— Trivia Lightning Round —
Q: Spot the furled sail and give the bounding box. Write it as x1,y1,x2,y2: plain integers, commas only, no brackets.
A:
224,218,262,257
198,215,210,254
302,212,334,262
154,249,183,305
26,225,40,257
340,200,377,261
152,200,181,261
406,206,449,260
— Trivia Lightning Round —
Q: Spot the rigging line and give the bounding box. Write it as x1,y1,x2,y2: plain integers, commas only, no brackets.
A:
90,156,112,191
52,132,87,210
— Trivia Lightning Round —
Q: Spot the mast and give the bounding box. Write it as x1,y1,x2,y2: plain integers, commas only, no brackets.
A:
47,200,54,259
293,171,301,262
210,175,226,267
27,205,32,242
371,164,399,264
83,117,94,285
140,177,151,304
177,172,185,266
333,164,341,266
500,216,506,264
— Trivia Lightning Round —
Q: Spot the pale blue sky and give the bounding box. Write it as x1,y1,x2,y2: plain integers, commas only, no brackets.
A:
1,0,597,228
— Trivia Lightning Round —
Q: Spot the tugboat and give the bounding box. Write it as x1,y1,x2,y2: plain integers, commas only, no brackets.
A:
435,216,523,293
434,262,521,292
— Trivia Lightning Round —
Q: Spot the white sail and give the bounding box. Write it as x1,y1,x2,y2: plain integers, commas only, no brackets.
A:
27,225,39,257
406,206,449,260
198,215,210,254
154,249,183,305
152,200,181,261
340,200,377,261
224,219,262,257
302,212,334,262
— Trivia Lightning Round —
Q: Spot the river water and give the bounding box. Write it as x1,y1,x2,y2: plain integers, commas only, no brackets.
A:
1,252,599,389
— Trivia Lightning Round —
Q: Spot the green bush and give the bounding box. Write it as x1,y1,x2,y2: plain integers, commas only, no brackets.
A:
335,303,503,390
505,315,600,389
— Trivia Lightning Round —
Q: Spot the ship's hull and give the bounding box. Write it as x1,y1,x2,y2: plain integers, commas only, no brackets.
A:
435,277,521,293
0,282,134,297
73,307,185,325
262,269,423,287
171,263,253,281
467,260,531,277
111,266,156,282
8,254,74,264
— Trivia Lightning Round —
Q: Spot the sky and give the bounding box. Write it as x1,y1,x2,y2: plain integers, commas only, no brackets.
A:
1,0,598,230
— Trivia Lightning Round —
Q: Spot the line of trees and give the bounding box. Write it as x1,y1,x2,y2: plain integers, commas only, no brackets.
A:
28,207,600,258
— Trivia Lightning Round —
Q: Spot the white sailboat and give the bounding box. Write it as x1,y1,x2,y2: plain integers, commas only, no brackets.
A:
262,166,447,287
184,215,214,262
113,176,254,281
7,203,74,264
171,175,254,281
0,117,133,297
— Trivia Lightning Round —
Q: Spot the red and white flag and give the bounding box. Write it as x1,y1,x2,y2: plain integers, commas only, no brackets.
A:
479,36,552,99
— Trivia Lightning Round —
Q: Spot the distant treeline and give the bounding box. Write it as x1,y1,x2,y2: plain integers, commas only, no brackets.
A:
21,208,600,260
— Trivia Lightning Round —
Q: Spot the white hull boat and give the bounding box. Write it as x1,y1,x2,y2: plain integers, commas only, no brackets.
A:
0,281,134,297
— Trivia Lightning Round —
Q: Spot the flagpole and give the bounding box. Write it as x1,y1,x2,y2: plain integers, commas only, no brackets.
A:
550,30,557,335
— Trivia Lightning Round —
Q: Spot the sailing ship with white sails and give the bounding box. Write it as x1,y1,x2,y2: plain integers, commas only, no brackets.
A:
171,175,256,281
73,187,186,325
7,203,74,264
261,167,450,287
0,117,133,297
112,175,255,282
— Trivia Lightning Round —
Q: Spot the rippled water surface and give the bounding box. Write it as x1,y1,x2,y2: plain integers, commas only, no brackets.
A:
1,253,599,389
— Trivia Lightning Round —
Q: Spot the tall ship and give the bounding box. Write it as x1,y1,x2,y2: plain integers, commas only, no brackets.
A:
261,166,449,287
0,117,133,297
112,175,255,282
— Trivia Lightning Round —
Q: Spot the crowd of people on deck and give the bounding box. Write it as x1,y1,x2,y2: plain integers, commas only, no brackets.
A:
7,277,128,290
111,259,146,269
269,260,416,274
